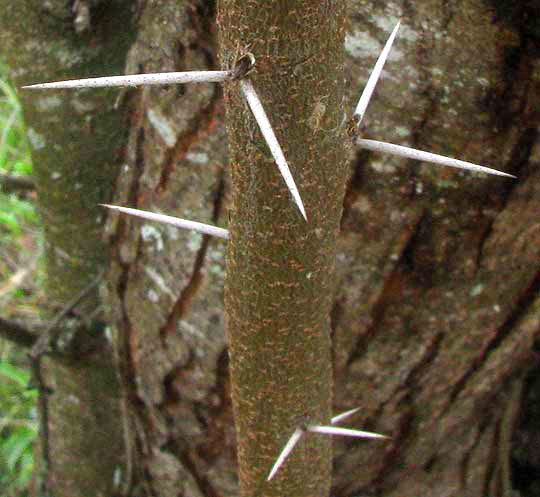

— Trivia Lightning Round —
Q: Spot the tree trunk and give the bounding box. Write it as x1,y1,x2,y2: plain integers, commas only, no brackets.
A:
0,1,538,497
218,2,347,496
331,3,539,496
0,1,135,495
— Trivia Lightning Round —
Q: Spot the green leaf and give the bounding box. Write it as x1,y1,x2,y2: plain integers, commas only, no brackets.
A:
0,361,31,388
2,426,36,471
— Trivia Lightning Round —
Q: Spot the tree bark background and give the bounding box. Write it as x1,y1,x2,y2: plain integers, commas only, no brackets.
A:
0,1,538,497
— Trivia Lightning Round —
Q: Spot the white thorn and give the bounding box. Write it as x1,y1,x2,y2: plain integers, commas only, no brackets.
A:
22,71,233,90
357,139,516,178
100,204,230,240
331,407,361,425
307,425,388,440
267,427,305,481
354,20,401,125
239,79,307,221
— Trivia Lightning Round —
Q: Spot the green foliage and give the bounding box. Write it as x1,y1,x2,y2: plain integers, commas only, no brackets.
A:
0,360,38,496
0,65,39,497
0,73,36,239
0,195,38,237
0,78,32,175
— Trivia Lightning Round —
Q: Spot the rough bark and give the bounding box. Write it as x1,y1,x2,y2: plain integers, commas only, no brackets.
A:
218,3,348,497
0,1,136,496
0,1,538,497
104,1,231,496
332,2,539,496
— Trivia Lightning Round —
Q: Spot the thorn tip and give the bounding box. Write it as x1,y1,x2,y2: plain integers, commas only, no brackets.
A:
357,139,515,178
239,79,308,220
353,20,401,126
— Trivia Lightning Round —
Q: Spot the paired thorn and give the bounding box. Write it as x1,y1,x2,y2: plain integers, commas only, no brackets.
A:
330,406,361,424
100,204,230,240
357,139,516,178
353,20,401,126
307,425,387,439
23,59,308,221
239,79,307,220
266,408,388,481
267,427,304,482
352,21,515,180
22,71,233,90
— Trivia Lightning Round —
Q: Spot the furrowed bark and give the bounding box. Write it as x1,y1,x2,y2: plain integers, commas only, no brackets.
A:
218,3,348,497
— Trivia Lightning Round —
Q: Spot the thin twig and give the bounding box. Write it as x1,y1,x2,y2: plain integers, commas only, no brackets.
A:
0,173,35,193
27,270,104,495
30,270,103,359
0,317,37,348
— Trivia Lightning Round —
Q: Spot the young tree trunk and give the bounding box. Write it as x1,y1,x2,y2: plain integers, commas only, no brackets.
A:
0,1,539,497
218,2,347,496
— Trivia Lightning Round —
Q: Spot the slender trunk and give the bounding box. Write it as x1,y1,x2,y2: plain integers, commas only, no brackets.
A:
218,3,348,496
0,1,135,495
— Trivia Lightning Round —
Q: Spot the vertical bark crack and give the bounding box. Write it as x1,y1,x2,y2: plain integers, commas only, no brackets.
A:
155,89,223,195
344,210,426,367
159,169,225,338
448,269,540,406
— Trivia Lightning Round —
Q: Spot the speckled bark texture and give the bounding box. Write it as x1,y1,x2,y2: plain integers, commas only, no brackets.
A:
218,3,348,497
0,1,539,496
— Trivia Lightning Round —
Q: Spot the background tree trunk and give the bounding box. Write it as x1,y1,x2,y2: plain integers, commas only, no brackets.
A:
0,1,538,497
0,1,135,495
333,3,539,496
